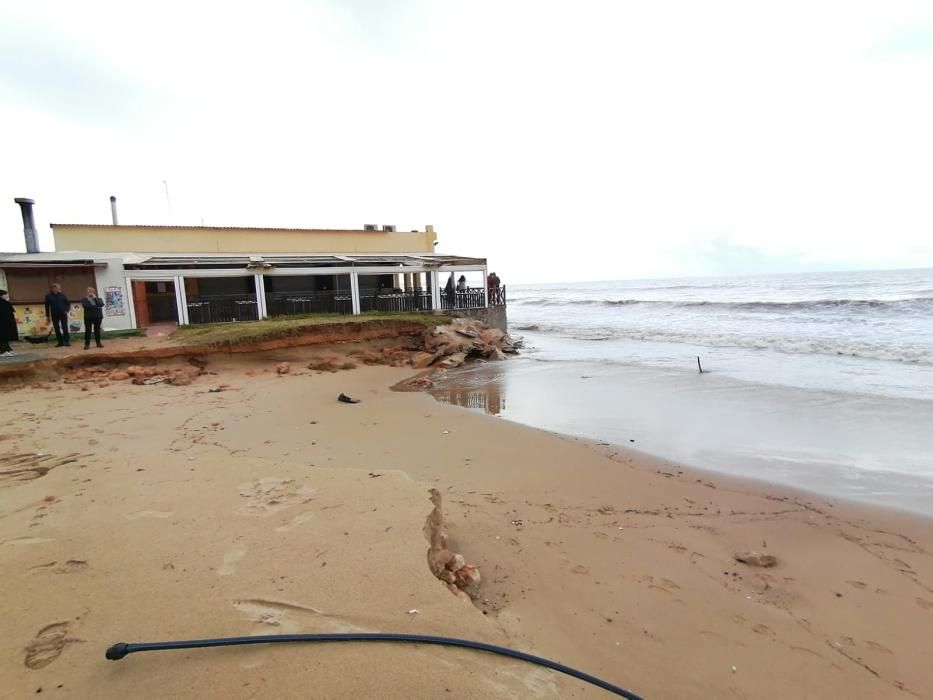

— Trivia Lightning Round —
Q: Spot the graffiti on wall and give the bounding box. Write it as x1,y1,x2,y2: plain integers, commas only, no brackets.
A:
68,303,83,333
12,304,84,336
14,305,49,337
105,286,125,316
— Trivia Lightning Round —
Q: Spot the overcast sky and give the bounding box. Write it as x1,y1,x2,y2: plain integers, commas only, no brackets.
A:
2,0,932,282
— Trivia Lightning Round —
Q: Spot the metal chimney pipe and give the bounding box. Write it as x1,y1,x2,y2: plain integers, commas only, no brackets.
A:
13,197,40,253
110,195,119,225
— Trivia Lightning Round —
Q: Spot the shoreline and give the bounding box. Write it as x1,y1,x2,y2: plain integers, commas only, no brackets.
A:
428,353,933,516
2,349,932,698
433,387,933,525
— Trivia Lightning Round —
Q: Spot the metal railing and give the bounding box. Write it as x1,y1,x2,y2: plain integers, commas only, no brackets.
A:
359,290,433,313
488,285,507,307
186,295,259,324
265,291,352,316
440,287,487,311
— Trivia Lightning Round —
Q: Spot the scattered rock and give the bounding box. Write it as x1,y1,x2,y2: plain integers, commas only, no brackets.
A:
135,376,168,385
436,352,467,370
734,551,778,568
479,328,505,345
411,352,437,369
108,371,130,381
168,367,201,386
275,362,290,375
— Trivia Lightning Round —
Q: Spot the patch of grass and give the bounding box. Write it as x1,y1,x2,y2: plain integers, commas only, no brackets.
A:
172,312,451,347
102,328,146,340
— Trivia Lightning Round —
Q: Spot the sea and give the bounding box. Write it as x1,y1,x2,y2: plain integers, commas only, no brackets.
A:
431,268,933,515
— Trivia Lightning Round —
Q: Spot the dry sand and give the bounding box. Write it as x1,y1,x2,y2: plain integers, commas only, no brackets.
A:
1,348,932,699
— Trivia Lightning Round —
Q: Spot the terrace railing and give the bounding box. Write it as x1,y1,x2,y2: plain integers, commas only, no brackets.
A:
488,285,507,307
186,295,259,324
440,287,487,311
265,291,352,316
359,290,434,313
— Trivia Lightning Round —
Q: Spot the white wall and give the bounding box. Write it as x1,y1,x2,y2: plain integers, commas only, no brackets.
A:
92,255,133,331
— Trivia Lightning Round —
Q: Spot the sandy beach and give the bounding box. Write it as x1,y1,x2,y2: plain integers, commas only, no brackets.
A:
2,346,932,699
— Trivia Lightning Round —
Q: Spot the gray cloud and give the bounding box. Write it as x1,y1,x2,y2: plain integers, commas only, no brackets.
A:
0,19,156,127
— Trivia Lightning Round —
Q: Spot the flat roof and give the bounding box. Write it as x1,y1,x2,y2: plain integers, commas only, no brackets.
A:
50,224,426,234
125,253,485,269
0,251,486,268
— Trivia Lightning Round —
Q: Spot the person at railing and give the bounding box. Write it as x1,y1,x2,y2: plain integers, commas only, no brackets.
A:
444,273,455,307
457,275,467,292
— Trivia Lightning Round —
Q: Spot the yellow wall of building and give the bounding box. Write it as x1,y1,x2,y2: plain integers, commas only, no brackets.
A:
52,225,437,254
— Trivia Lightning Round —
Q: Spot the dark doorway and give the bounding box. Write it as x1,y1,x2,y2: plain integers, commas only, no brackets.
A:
132,280,178,326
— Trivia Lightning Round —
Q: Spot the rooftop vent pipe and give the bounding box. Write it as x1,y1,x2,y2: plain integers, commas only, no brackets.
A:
13,197,40,253
110,195,119,225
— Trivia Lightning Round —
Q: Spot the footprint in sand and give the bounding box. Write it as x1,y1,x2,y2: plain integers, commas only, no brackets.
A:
126,510,174,520
3,537,54,546
218,545,247,576
751,624,775,636
916,597,933,610
571,565,589,575
24,622,78,669
0,452,82,488
865,641,892,654
845,580,868,590
238,478,315,517
275,512,314,533
30,560,89,575
233,598,365,634
790,646,823,659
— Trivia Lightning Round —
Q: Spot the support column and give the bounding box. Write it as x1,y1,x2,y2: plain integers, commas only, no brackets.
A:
430,271,441,312
350,272,361,315
125,278,138,329
174,275,189,325
254,273,268,319
483,266,489,308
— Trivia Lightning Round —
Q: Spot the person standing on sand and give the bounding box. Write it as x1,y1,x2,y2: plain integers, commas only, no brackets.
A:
44,283,71,347
82,287,105,350
0,289,18,357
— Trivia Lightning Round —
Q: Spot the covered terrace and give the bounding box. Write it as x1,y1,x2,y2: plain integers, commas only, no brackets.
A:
122,253,502,326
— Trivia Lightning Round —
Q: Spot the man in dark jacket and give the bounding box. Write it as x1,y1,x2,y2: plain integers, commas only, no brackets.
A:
0,289,18,357
44,283,71,347
81,287,105,350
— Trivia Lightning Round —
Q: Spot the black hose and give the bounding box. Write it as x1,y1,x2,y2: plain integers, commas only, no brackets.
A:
106,632,644,699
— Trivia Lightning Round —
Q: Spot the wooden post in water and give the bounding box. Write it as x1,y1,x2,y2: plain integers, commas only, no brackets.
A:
697,356,704,374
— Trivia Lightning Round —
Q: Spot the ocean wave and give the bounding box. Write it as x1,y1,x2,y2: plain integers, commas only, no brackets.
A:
510,296,933,312
514,324,933,365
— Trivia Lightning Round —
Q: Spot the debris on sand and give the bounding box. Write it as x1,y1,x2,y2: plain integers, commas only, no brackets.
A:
276,362,290,375
422,319,517,369
734,551,778,568
424,489,481,597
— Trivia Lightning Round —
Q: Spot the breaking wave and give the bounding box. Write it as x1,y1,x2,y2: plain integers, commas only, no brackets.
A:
513,323,933,365
511,297,933,313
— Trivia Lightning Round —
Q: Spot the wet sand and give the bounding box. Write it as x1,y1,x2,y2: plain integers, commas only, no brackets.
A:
1,351,932,698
